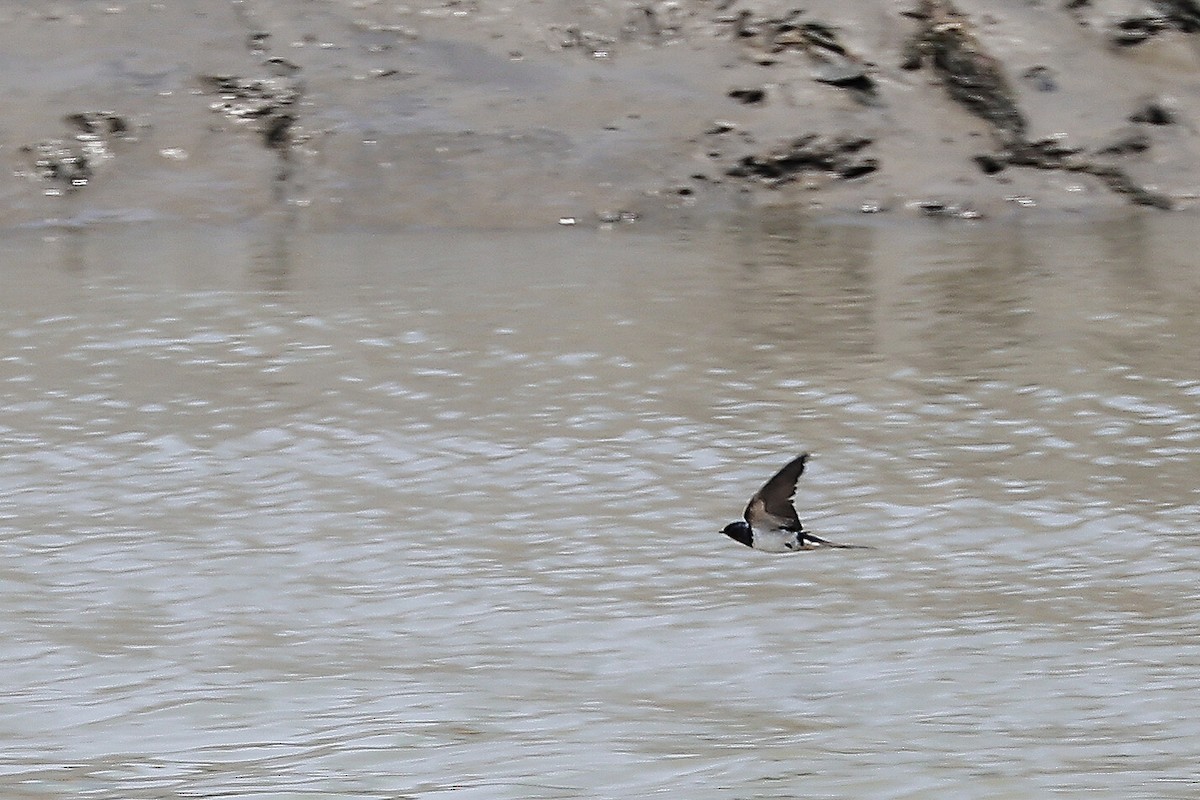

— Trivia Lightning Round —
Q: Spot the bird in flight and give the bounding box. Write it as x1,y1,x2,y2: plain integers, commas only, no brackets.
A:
721,453,869,552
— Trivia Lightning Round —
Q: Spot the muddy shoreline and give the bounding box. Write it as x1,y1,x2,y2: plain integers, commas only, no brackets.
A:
4,0,1200,229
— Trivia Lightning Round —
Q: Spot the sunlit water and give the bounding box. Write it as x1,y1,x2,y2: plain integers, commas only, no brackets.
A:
2,214,1198,798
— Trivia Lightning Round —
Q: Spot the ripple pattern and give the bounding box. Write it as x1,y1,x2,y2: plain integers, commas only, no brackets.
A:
1,221,1199,798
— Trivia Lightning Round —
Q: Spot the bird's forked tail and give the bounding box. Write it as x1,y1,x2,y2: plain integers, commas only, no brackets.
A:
803,532,873,549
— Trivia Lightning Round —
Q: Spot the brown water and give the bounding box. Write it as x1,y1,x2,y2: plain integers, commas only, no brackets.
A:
2,214,1198,798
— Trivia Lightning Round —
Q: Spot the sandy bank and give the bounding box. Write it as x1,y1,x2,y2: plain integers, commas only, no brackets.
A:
4,0,1200,229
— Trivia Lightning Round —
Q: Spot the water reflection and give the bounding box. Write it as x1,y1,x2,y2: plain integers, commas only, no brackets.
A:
1,214,1198,798
726,210,878,363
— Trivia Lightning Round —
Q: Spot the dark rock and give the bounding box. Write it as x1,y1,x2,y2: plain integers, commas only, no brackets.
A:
247,31,270,52
1159,0,1200,32
732,12,878,101
729,10,756,39
265,57,301,77
794,22,878,102
201,75,299,121
811,58,876,96
19,111,134,193
789,21,844,55
837,158,879,179
973,153,1007,174
728,88,766,105
1021,65,1057,92
1103,2,1200,42
903,0,1027,144
20,140,92,191
899,44,923,71
66,111,130,137
201,74,302,151
982,136,1173,208
1093,129,1152,157
1129,98,1177,125
917,201,983,219
1109,14,1171,46
726,133,878,185
1075,163,1173,209
262,113,296,149
1013,137,1082,162
557,26,615,55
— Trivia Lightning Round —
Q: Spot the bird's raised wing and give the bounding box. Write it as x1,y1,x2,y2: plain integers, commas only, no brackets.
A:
743,453,809,530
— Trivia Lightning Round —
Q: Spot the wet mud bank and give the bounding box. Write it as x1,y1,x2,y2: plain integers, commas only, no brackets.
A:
4,0,1200,229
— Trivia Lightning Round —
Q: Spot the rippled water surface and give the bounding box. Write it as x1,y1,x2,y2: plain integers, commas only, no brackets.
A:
2,215,1199,798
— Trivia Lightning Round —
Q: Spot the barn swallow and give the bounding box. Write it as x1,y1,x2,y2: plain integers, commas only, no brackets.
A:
721,453,868,552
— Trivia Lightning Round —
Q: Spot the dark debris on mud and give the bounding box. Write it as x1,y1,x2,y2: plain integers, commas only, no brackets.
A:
730,9,879,104
18,111,134,194
11,0,1197,218
902,0,1026,145
199,22,306,158
196,27,310,199
900,0,1173,209
200,74,301,152
1068,0,1200,45
694,0,1181,211
725,133,879,185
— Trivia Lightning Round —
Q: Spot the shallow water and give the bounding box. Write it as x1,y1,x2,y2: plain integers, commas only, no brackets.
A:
2,213,1198,798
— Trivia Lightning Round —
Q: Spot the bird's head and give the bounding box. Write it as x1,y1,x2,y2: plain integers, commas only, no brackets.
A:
721,520,753,548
